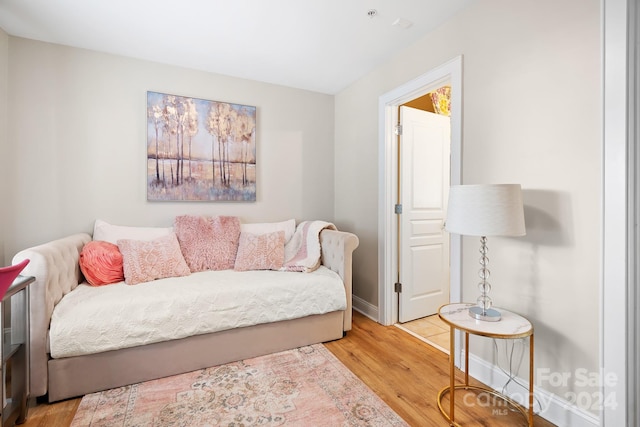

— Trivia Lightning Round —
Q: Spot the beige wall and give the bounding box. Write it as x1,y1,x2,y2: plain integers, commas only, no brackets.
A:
335,0,601,408
0,28,8,265
4,37,335,261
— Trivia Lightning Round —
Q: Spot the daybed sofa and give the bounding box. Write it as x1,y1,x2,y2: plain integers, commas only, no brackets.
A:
12,218,359,402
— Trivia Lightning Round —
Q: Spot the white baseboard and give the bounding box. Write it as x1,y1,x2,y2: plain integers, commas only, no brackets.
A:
352,294,378,321
467,353,600,427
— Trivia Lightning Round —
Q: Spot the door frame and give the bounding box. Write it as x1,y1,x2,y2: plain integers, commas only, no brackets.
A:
378,56,463,327
602,0,638,424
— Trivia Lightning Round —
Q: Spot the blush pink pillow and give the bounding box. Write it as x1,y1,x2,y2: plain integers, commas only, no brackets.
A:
234,231,285,271
117,233,191,285
174,215,241,272
79,241,125,286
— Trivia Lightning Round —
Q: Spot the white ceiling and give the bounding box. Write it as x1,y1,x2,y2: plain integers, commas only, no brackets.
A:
0,0,474,94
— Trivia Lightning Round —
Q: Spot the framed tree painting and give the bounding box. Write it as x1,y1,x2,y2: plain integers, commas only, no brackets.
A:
146,91,257,201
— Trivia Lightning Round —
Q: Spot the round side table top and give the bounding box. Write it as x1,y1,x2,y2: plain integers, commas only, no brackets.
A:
438,303,533,339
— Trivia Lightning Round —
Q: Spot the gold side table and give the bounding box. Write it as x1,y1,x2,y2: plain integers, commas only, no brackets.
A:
437,303,534,427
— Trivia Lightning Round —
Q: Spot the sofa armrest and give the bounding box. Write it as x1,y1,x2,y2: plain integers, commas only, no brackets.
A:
319,229,359,332
12,233,92,398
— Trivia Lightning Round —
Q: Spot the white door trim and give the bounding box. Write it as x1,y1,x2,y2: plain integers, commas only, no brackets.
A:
602,0,637,425
378,56,463,327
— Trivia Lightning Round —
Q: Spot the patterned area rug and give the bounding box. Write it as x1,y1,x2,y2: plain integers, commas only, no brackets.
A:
71,344,409,426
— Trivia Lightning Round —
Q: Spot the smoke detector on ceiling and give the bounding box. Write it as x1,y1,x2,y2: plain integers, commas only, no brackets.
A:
367,9,378,18
392,17,413,29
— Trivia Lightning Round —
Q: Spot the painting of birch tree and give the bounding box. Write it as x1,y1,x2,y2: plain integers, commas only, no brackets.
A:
146,91,256,201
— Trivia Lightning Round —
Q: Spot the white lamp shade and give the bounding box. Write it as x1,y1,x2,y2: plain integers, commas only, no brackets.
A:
445,184,526,237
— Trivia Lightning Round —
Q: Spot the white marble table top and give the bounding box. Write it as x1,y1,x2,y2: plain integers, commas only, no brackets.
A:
438,303,533,338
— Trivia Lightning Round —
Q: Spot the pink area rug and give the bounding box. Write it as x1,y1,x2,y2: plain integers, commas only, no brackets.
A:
71,344,409,426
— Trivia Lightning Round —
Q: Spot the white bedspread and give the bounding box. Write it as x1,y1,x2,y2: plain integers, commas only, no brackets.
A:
49,266,346,359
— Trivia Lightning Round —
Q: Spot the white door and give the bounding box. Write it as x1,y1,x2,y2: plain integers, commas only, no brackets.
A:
398,106,451,323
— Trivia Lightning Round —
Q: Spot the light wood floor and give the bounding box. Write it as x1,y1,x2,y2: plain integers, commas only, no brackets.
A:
23,311,555,426
326,312,555,426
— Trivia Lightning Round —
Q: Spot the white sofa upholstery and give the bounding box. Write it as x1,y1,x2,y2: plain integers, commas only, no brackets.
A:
13,228,358,402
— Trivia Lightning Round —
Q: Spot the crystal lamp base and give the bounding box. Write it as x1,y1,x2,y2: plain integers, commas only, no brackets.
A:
468,305,501,322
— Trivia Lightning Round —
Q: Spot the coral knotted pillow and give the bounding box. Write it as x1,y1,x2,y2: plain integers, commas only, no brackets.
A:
79,241,125,286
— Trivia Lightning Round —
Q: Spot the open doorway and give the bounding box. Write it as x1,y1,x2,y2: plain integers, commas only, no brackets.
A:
377,56,463,360
396,97,451,323
394,90,453,352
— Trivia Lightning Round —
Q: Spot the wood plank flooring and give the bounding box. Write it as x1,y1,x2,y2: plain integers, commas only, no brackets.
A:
22,311,555,426
326,311,556,426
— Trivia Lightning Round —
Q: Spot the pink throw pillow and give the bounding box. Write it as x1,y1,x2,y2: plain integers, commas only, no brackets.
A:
174,215,241,272
79,241,125,286
117,233,191,285
234,231,285,271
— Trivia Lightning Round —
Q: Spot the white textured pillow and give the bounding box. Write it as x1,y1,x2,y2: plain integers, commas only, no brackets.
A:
240,219,296,243
93,219,173,245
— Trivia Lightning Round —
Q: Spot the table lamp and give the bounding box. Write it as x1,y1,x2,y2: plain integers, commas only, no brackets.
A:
0,259,30,300
445,184,526,321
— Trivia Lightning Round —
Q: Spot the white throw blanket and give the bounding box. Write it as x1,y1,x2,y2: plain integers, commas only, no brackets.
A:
282,221,337,272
